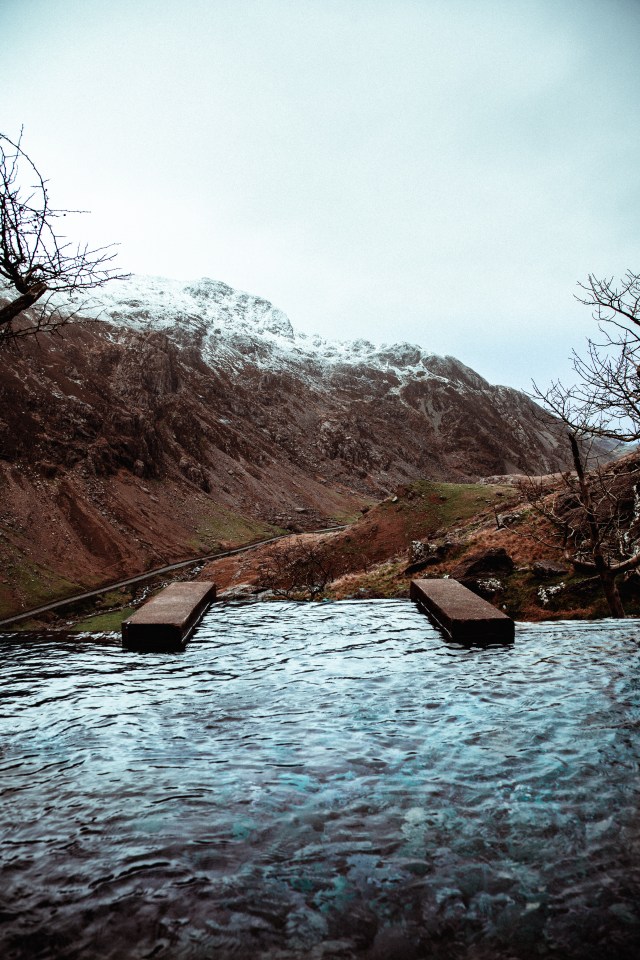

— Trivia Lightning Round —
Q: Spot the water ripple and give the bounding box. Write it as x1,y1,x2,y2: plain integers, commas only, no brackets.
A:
1,601,640,958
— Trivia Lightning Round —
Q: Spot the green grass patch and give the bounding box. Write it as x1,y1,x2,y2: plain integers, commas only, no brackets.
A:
411,479,512,521
71,606,135,633
0,553,83,620
377,480,514,540
192,505,284,551
329,509,363,525
499,571,537,619
95,589,134,609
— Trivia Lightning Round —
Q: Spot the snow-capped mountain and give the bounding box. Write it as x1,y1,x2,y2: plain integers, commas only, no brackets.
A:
90,275,491,389
86,274,564,478
0,273,569,613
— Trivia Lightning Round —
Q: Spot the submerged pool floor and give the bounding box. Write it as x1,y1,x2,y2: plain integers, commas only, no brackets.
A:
1,600,640,959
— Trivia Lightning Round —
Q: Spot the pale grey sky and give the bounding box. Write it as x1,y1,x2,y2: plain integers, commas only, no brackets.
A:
3,0,639,389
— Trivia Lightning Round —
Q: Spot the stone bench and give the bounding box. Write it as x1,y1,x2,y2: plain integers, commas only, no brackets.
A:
122,582,216,651
410,578,514,645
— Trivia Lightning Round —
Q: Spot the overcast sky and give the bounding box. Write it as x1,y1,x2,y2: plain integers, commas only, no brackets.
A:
3,0,639,389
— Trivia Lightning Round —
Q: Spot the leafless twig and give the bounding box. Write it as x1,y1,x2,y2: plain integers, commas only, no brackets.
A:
0,129,128,343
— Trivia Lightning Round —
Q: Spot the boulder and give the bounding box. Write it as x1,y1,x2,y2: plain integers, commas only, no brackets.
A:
471,576,505,599
496,512,522,528
405,540,452,575
452,547,514,579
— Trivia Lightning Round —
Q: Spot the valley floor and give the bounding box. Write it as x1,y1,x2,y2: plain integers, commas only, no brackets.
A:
9,472,640,634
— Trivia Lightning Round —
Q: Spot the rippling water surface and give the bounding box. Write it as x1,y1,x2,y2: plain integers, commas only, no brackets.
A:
2,601,640,959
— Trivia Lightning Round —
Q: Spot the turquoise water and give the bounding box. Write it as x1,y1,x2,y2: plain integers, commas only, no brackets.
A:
1,600,640,959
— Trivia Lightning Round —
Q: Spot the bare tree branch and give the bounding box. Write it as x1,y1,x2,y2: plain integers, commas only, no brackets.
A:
0,129,129,343
256,540,343,599
525,272,640,617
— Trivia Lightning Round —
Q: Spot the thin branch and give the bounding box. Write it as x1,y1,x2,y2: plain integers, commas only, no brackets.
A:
0,129,129,343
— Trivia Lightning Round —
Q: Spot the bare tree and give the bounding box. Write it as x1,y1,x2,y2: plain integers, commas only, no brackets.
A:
538,271,640,442
526,280,640,617
256,540,343,599
0,130,128,343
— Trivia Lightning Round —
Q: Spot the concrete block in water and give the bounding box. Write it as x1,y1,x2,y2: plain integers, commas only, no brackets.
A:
410,578,514,645
122,582,216,651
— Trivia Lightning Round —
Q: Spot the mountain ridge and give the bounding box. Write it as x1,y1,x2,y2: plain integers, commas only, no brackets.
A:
86,274,522,390
0,274,569,617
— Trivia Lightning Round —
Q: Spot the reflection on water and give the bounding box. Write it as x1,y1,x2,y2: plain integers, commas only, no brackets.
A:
1,600,640,959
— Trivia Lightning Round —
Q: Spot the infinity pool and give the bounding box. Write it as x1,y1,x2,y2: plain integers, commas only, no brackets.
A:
1,601,640,959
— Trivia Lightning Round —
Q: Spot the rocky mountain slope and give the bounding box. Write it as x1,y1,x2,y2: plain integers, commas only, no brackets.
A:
91,275,567,482
0,275,570,617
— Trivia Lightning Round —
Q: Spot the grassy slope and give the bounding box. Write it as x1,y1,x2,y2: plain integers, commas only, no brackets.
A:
190,505,285,552
11,476,639,630
0,555,83,621
328,478,640,619
1,505,284,623
325,479,516,597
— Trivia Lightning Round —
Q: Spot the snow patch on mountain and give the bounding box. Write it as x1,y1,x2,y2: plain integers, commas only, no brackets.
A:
86,274,451,387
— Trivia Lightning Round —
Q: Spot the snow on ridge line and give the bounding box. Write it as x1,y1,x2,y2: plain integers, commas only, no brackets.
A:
53,273,456,382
